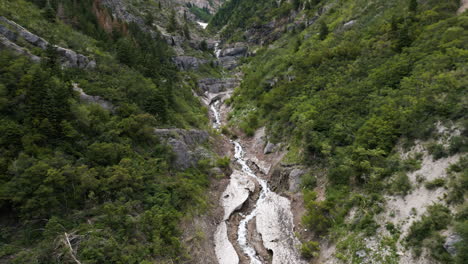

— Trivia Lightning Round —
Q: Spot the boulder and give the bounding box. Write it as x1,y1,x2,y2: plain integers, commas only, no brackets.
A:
220,46,248,57
0,25,17,42
343,20,357,30
288,168,305,192
444,233,462,256
264,142,276,154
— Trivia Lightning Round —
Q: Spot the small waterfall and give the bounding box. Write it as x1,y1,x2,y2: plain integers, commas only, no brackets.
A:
214,42,222,58
211,100,222,129
233,141,269,264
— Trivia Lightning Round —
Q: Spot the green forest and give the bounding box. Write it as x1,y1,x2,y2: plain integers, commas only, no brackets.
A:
222,0,467,262
0,0,211,263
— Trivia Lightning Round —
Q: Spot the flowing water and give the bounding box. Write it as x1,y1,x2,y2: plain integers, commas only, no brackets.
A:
233,141,268,264
211,100,222,129
210,42,304,264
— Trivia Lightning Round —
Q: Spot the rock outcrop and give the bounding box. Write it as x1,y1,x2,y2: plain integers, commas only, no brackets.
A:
0,35,40,62
444,233,462,256
0,16,95,69
217,43,248,69
72,83,114,112
198,78,239,93
154,128,210,169
173,56,209,70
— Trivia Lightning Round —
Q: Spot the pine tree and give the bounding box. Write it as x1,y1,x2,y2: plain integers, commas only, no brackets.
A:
183,23,191,40
319,21,329,40
167,10,178,33
44,1,56,22
409,0,418,13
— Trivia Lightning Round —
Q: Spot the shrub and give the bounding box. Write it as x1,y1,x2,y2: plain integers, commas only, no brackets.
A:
300,241,320,259
216,156,231,169
406,204,452,256
427,143,448,160
389,172,412,196
302,190,332,234
425,178,446,190
449,136,468,155
301,172,317,189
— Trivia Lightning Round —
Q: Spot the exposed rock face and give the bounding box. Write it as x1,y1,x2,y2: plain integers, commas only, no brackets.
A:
444,233,462,256
343,19,357,29
173,56,209,70
180,0,225,13
154,128,210,169
256,192,305,264
0,16,95,69
218,43,248,69
100,0,145,27
72,83,114,111
220,170,256,220
264,142,276,154
288,168,305,192
198,78,239,93
0,35,40,62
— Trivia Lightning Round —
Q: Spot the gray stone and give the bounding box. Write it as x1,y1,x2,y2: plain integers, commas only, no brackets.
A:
289,169,306,192
264,142,276,154
0,35,40,63
173,56,208,71
209,167,224,177
220,46,248,57
0,25,17,42
154,128,210,170
73,83,115,112
343,20,357,29
356,250,367,258
0,16,95,69
198,78,239,93
444,234,462,256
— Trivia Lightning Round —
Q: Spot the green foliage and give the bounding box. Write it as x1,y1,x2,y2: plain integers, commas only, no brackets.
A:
188,4,212,22
319,21,329,40
455,220,468,264
424,178,446,190
216,156,231,169
389,172,412,196
300,240,320,259
0,0,210,262
406,204,452,256
167,10,179,33
427,142,449,160
302,190,332,234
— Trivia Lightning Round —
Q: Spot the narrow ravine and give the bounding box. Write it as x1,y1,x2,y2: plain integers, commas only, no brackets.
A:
207,51,305,264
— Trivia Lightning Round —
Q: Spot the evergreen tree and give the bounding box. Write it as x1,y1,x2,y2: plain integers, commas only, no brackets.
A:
293,0,301,10
167,10,178,33
183,23,191,40
409,0,418,13
319,21,329,40
44,1,56,22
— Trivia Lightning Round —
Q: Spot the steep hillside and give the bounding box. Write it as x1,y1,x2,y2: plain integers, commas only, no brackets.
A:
213,0,468,263
0,0,223,263
0,0,466,263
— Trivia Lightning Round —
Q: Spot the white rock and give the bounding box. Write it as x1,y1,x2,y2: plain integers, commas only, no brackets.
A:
214,222,239,264
220,170,255,220
256,192,306,264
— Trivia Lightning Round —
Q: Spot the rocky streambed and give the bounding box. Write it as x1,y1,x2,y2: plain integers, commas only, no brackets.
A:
204,47,305,264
